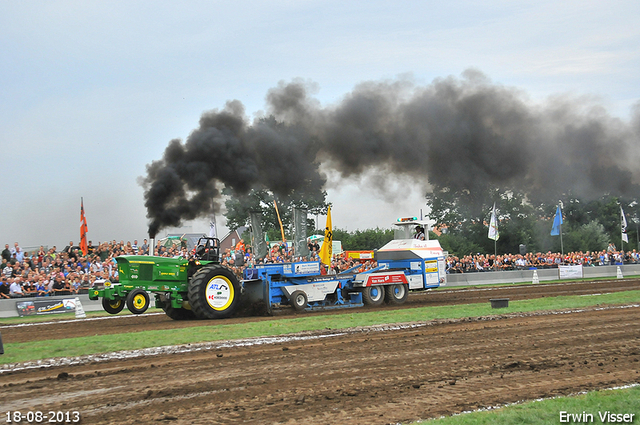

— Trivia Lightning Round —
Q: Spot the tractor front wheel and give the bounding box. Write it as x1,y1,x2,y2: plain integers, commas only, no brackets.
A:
126,289,150,314
102,297,125,314
188,265,241,319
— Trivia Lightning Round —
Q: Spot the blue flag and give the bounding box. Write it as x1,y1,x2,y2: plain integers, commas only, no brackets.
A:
551,205,563,236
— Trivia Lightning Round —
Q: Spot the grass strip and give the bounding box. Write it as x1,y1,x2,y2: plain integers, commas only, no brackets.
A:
1,290,639,365
419,385,640,424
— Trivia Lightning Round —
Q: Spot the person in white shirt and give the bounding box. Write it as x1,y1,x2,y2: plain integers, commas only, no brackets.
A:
9,277,24,298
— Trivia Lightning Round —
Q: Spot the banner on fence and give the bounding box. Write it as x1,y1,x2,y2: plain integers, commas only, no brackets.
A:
558,265,583,280
15,298,78,317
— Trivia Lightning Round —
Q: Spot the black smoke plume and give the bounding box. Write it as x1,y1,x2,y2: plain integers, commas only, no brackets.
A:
141,70,640,237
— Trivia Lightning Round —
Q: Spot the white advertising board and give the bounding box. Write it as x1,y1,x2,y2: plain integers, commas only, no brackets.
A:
558,265,583,279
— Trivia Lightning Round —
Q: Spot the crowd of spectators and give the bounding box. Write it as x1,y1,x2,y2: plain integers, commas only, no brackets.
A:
0,239,147,299
2,237,637,299
446,243,640,273
217,240,377,279
0,238,377,299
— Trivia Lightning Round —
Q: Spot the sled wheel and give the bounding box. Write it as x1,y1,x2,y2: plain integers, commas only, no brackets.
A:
290,290,308,312
385,284,408,305
102,297,125,314
188,265,241,319
126,288,150,314
362,285,385,306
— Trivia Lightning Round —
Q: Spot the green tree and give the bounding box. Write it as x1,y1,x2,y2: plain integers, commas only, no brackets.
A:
427,186,539,256
224,188,329,240
331,228,395,251
563,221,610,253
435,232,483,257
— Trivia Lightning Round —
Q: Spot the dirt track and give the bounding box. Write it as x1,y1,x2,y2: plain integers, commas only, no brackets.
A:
1,280,640,424
3,279,640,343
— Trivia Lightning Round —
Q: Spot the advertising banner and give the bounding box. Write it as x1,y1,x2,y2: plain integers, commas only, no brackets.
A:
293,207,309,258
250,211,268,259
15,298,78,317
558,265,583,280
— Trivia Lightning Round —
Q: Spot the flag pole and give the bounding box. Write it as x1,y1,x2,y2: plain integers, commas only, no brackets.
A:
209,198,218,240
273,200,286,245
560,221,563,256
559,202,564,256
488,202,499,270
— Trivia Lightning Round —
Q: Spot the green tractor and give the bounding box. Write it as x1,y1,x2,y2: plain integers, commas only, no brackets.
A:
89,237,242,320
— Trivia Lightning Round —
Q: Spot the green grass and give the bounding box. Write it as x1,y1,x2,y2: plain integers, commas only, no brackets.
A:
1,290,638,365
420,385,640,424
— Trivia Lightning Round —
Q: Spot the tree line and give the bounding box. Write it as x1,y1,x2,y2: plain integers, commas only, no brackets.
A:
427,189,639,257
223,187,639,257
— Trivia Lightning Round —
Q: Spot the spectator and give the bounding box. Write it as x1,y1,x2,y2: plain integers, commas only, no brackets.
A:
63,241,74,255
0,277,10,299
52,274,68,295
2,261,13,278
22,277,36,296
1,244,11,262
35,277,48,296
9,277,24,298
308,239,320,255
14,246,25,263
69,274,82,294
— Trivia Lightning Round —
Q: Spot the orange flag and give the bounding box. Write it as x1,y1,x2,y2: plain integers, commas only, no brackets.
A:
80,198,88,256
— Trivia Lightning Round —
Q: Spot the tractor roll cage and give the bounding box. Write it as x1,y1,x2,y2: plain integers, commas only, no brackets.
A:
195,237,220,262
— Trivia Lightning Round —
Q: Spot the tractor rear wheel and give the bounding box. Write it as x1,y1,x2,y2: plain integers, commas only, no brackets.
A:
290,290,308,312
385,284,408,305
188,265,241,319
362,285,385,306
126,289,150,314
102,297,125,314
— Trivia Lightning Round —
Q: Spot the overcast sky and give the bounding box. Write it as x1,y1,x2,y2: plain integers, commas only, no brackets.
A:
1,1,639,250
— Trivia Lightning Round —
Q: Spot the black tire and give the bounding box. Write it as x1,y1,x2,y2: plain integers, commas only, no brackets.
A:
290,290,308,312
385,284,409,305
188,265,241,319
102,297,125,314
161,302,196,320
362,285,385,306
126,288,150,314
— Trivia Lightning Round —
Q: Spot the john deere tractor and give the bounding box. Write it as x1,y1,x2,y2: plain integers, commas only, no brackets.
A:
89,237,242,320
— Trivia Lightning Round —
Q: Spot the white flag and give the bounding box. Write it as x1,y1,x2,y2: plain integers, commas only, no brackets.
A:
488,203,499,241
621,205,628,243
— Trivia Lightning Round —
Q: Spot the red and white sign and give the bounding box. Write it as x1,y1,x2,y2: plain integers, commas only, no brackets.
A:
366,272,408,286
